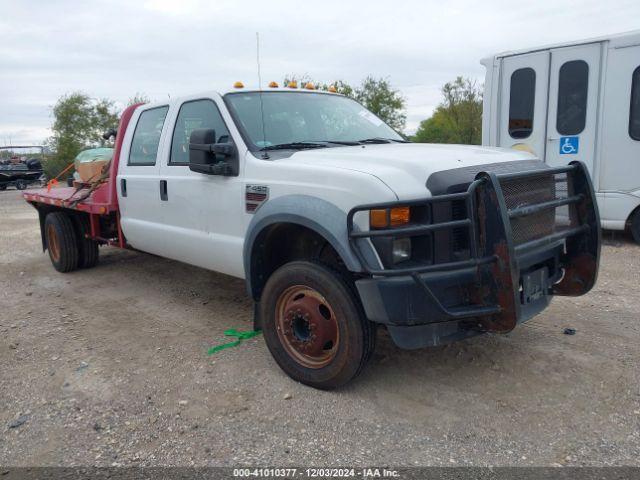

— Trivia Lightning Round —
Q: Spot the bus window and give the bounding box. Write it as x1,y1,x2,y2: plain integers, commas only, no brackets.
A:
509,68,536,139
556,60,589,135
630,66,640,141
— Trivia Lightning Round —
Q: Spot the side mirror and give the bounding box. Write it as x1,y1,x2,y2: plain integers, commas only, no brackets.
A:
188,128,239,176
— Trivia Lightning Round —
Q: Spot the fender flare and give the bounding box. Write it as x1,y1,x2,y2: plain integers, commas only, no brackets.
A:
243,195,375,299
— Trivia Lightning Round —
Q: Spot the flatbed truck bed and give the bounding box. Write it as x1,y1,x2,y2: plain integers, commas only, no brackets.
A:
22,104,139,250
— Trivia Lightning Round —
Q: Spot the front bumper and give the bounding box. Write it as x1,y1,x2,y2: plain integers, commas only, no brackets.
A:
347,161,601,349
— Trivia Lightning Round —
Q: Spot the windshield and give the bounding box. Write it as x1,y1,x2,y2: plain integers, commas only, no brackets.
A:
224,91,404,151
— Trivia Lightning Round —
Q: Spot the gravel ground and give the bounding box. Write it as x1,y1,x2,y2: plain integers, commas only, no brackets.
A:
1,189,639,467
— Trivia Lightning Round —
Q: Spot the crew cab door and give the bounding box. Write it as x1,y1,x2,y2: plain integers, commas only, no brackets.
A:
117,105,170,254
156,96,246,278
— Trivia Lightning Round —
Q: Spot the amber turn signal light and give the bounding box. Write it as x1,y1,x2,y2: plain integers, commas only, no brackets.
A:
369,207,410,228
369,209,388,228
390,207,410,226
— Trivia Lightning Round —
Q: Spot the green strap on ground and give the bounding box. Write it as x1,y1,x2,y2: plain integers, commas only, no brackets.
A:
207,329,262,355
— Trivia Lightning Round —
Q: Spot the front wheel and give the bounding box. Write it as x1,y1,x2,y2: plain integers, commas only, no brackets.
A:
259,261,375,389
15,180,28,190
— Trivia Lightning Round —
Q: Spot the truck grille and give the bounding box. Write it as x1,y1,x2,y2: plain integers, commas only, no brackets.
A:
451,199,469,253
500,171,578,246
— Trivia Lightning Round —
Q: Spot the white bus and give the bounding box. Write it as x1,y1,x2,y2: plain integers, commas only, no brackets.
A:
481,30,640,243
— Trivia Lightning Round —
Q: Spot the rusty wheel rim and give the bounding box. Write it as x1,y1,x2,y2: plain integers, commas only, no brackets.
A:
47,224,61,262
275,285,339,369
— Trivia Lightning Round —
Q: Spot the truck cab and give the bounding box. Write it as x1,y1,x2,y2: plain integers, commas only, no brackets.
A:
481,30,640,242
26,86,601,389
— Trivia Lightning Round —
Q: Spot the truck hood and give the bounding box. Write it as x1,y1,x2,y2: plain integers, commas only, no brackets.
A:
282,143,539,199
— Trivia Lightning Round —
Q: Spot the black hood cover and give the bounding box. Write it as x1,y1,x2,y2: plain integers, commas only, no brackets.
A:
426,159,547,195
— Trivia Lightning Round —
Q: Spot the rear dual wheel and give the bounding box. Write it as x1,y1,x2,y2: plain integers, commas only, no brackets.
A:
45,212,79,272
45,212,99,272
260,261,375,389
72,215,99,268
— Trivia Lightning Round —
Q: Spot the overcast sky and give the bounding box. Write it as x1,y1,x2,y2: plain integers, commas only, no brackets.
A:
1,0,639,145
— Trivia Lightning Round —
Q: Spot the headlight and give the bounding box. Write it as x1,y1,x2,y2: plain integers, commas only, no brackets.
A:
392,238,411,264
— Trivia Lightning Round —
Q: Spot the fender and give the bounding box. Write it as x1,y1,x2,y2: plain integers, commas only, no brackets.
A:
243,194,377,299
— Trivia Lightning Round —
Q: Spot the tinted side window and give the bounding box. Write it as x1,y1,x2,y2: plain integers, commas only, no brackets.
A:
556,60,589,135
170,99,230,164
128,106,169,166
509,68,536,139
630,66,640,141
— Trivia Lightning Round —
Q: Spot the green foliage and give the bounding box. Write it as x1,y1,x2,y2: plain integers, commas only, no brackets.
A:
45,92,119,178
282,75,406,132
413,77,483,145
354,77,406,131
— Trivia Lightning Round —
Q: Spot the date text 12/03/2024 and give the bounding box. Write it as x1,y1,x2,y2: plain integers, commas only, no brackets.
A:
232,468,400,478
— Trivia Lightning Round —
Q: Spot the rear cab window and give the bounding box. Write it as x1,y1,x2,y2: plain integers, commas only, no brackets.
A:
170,99,231,165
128,106,169,166
630,66,640,141
556,60,589,135
509,67,536,139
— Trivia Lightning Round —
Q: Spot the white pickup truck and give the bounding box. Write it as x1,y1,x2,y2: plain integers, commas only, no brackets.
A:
24,85,601,389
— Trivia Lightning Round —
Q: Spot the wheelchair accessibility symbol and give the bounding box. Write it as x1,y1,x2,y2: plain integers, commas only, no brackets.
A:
560,136,579,155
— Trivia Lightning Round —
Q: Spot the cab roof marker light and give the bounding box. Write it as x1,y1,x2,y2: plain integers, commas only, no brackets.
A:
268,81,279,88
328,85,337,93
304,82,315,90
233,81,245,89
287,81,298,89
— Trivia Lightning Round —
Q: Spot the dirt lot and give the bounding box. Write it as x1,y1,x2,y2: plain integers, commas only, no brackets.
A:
0,189,639,467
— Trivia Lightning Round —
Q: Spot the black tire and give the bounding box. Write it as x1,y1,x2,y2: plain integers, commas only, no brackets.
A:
259,260,375,389
631,209,640,245
44,212,79,273
71,215,99,269
0,184,6,191
15,180,27,190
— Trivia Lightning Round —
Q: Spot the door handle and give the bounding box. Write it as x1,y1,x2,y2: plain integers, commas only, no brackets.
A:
547,137,559,142
160,179,168,201
120,178,127,197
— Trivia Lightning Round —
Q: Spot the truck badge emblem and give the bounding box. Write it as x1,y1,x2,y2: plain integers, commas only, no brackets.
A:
245,185,269,213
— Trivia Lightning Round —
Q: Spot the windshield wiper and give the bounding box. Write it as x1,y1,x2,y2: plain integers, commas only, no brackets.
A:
260,142,328,151
260,138,407,151
357,137,409,144
322,140,361,146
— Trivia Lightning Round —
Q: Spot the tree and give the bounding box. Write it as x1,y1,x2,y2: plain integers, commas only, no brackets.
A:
45,93,119,178
413,77,483,145
354,77,406,131
282,75,406,132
